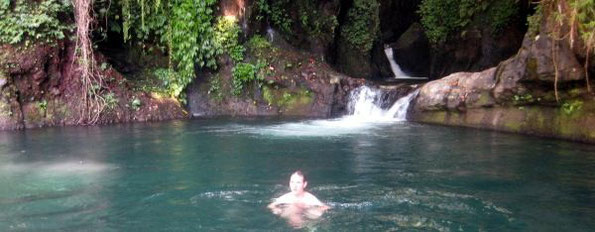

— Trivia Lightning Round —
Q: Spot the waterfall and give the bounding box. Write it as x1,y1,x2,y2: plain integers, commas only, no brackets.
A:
384,46,408,78
346,86,418,122
267,27,275,42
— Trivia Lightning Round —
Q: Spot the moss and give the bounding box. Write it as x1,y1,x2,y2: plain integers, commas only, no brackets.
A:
0,100,12,117
475,91,493,106
260,86,313,112
46,99,70,120
526,58,538,79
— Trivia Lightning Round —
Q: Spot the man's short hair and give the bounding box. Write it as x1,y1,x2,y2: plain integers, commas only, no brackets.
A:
292,170,307,182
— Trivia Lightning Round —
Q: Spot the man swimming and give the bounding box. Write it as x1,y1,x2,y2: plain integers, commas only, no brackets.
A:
268,171,329,228
268,171,329,209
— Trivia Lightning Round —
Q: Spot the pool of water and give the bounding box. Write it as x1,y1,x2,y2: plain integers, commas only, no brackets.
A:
1,118,594,231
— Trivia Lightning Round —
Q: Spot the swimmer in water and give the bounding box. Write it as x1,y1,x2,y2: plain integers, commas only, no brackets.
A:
268,171,329,228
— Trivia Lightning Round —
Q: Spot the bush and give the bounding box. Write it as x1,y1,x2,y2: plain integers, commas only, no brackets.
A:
0,0,73,45
418,0,517,44
232,62,266,96
340,0,380,53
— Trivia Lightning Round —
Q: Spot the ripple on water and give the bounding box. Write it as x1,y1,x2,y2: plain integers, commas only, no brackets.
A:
190,189,266,204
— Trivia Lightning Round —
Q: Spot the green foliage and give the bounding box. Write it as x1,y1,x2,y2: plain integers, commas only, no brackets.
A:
297,0,338,39
419,0,517,44
562,99,583,115
513,93,535,105
262,85,274,105
37,99,48,112
248,35,271,50
341,0,380,53
130,97,141,111
247,35,273,58
214,16,244,63
118,0,219,99
527,3,543,37
569,0,595,50
232,62,266,96
208,74,223,101
153,68,185,98
484,0,518,34
254,0,292,34
0,0,73,45
103,92,119,110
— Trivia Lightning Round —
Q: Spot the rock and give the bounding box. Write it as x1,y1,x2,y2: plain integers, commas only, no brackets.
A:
414,68,497,112
393,23,430,77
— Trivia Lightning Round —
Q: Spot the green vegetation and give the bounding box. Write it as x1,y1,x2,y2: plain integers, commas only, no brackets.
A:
231,62,266,96
340,0,380,53
208,74,224,101
418,0,518,44
117,0,219,99
37,100,48,113
297,0,338,40
103,92,119,110
254,0,292,34
562,100,583,115
129,97,141,111
527,3,543,37
247,35,273,58
215,16,244,63
513,93,535,105
0,0,73,45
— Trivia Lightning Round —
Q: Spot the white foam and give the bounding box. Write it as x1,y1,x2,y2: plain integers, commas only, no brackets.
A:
0,161,113,174
384,46,408,78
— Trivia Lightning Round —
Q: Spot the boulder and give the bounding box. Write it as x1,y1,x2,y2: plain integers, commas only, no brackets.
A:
393,23,430,77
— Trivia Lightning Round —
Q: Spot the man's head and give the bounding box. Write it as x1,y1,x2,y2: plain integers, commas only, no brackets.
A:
289,171,307,194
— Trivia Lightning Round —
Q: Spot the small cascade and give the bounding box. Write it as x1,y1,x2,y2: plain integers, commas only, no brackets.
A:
267,27,275,42
384,46,408,78
346,86,418,122
387,89,419,121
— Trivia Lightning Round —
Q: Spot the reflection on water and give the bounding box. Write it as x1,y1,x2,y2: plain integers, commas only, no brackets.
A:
0,119,594,231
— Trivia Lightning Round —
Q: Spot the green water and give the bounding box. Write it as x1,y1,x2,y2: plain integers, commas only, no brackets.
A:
1,118,594,231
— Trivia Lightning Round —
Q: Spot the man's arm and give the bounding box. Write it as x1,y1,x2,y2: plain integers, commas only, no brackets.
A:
305,193,330,210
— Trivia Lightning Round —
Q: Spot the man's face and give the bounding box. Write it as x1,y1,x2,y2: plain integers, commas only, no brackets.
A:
289,174,307,194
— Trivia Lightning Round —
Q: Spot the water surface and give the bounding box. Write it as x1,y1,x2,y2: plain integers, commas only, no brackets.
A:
1,118,594,231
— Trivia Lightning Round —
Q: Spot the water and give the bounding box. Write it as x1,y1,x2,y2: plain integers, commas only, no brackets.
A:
347,86,418,122
1,93,595,230
384,46,408,78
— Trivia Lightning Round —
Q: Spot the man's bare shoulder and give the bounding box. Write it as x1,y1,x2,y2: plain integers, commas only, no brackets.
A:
303,192,325,206
274,193,295,204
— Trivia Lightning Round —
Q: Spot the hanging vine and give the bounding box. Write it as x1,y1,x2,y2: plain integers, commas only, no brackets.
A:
545,0,595,98
73,0,107,124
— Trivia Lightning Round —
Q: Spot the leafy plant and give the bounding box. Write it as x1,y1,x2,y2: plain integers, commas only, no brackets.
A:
103,92,119,110
208,74,224,101
562,100,583,115
37,100,48,112
297,0,338,39
214,16,244,63
130,97,141,111
0,0,73,45
119,0,220,99
254,0,293,34
418,0,517,44
512,93,535,105
340,0,380,53
232,62,266,96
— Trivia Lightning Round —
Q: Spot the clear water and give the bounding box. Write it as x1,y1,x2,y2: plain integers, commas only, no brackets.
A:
1,118,595,231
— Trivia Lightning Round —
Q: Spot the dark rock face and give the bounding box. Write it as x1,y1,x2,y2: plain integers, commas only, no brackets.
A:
392,23,431,77
428,24,526,79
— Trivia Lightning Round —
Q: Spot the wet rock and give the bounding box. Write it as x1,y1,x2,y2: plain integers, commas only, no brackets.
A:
393,23,430,77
